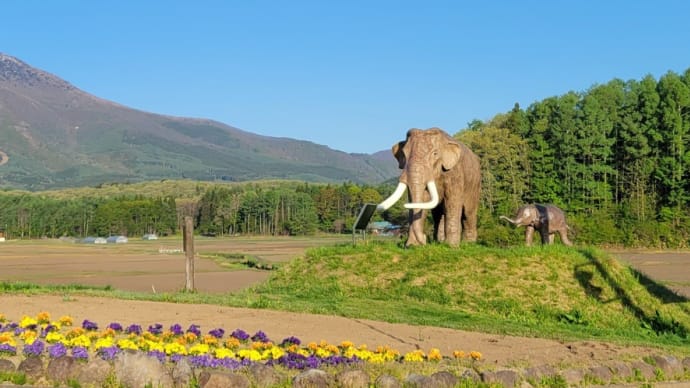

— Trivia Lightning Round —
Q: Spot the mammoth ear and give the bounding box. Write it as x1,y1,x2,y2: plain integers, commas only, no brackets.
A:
392,141,406,169
441,142,461,170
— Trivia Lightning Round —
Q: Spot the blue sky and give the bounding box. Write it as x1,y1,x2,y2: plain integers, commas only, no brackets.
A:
3,1,690,154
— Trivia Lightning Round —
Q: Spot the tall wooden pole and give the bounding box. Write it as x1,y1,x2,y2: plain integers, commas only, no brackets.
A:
183,216,195,291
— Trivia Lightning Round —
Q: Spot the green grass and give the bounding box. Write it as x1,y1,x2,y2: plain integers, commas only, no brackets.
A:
2,242,689,354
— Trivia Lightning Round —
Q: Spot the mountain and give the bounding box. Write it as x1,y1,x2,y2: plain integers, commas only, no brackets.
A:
0,53,398,190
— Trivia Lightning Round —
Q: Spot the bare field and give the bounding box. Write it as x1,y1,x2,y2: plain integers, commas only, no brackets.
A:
0,235,351,293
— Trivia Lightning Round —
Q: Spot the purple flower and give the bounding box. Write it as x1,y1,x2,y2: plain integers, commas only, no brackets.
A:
47,342,68,358
125,324,142,335
71,346,89,361
186,324,201,337
280,336,302,346
147,350,167,363
39,324,58,338
147,323,163,335
251,330,270,343
82,319,98,331
231,329,250,341
23,340,45,357
170,354,184,363
108,322,123,332
208,328,225,339
0,343,17,355
273,352,322,369
98,345,120,361
170,324,184,336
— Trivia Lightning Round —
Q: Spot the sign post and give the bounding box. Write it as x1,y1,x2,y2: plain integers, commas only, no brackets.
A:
352,203,377,246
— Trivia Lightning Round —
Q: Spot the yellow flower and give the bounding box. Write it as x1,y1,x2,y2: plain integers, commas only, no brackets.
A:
164,342,188,356
427,348,442,361
45,332,66,344
59,316,73,326
368,353,387,363
0,314,5,323
263,347,285,360
214,348,236,359
117,339,139,351
315,347,332,358
470,351,482,360
147,341,164,353
403,350,425,362
69,334,91,348
20,330,37,344
189,343,210,355
19,316,38,328
237,349,263,361
94,337,114,350
36,312,51,324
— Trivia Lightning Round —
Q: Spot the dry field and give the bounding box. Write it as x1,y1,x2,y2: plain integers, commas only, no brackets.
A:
0,235,350,293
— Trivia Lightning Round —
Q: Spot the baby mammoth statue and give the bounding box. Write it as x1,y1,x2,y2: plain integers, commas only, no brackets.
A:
500,204,573,246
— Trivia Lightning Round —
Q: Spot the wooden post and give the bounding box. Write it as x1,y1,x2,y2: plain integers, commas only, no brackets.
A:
183,216,195,291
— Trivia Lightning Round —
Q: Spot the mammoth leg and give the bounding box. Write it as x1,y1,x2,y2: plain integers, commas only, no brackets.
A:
548,233,555,244
461,204,478,243
432,206,445,242
525,226,535,246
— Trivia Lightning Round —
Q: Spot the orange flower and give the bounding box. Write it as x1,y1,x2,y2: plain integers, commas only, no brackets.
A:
453,350,466,359
36,312,51,324
427,348,442,361
470,351,482,360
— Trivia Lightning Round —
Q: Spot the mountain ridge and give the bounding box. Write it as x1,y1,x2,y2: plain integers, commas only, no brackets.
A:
0,53,398,190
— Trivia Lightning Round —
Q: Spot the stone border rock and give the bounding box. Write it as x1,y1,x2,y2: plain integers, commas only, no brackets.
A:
0,352,689,387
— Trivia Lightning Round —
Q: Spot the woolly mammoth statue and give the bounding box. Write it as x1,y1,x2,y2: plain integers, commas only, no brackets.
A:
500,204,573,246
377,128,481,247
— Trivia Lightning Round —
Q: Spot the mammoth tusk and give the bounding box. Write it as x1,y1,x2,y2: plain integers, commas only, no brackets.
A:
500,215,518,224
377,182,407,211
404,181,439,210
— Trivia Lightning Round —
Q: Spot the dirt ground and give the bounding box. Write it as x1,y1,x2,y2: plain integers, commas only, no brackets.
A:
1,238,689,370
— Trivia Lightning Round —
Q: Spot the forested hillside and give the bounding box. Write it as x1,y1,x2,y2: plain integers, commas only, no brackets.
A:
1,68,689,247
461,68,690,247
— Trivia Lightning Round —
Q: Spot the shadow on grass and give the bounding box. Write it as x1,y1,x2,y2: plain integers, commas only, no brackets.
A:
575,249,689,338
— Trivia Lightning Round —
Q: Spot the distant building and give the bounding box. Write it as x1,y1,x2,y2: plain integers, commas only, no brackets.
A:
368,221,401,236
142,233,159,240
107,235,128,244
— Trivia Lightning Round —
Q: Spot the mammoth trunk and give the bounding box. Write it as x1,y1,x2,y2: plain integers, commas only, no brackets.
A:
500,215,519,225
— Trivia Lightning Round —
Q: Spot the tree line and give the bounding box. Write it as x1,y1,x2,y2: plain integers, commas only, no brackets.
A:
461,67,690,247
1,68,688,247
0,182,398,239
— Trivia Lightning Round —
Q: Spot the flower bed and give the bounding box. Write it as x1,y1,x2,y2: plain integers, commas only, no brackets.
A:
0,312,481,371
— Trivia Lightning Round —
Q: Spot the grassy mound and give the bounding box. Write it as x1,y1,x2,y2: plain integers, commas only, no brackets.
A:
236,242,690,349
